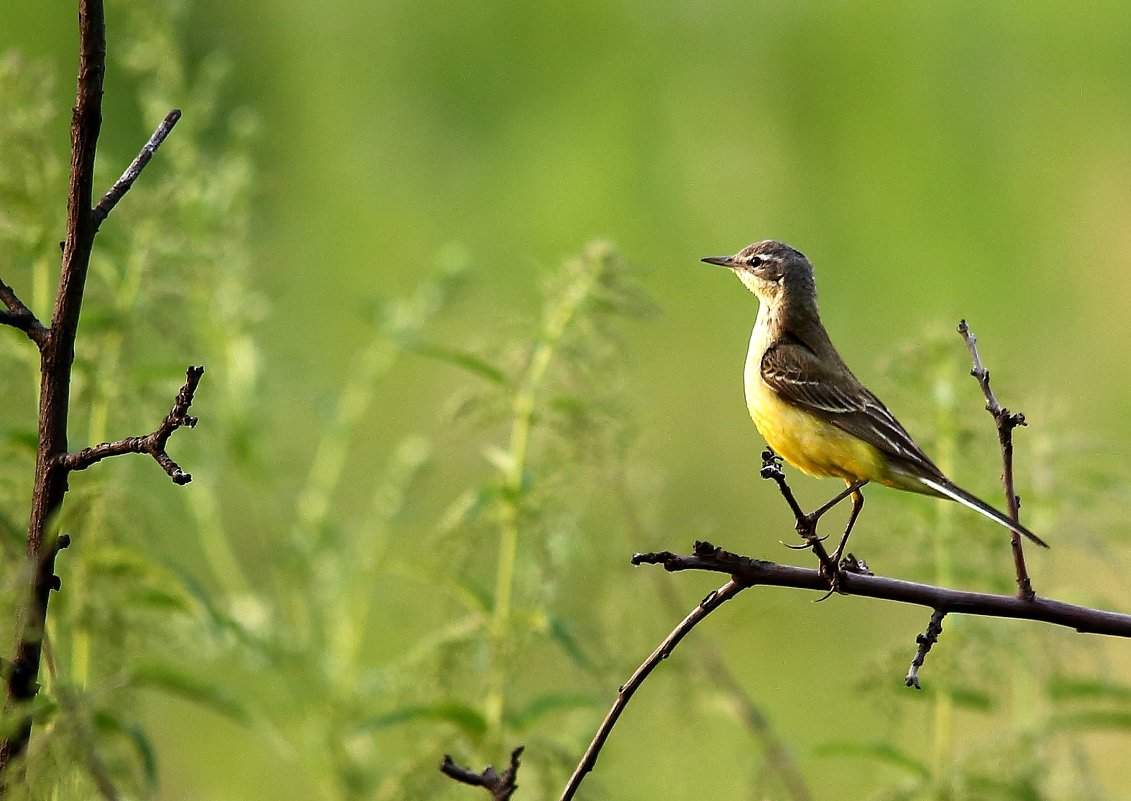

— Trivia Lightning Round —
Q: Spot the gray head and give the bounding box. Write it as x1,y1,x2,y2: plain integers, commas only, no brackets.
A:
701,240,816,309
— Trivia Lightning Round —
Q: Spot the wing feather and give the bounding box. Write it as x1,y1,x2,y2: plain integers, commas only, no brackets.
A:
760,338,944,478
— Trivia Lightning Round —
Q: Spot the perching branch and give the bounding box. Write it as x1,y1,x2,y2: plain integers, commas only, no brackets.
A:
53,366,204,485
440,747,524,801
957,319,1034,601
634,541,1131,638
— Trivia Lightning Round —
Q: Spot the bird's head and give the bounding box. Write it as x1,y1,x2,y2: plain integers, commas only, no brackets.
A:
702,240,814,308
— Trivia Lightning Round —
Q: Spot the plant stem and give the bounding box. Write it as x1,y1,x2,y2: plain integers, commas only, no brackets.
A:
486,254,603,735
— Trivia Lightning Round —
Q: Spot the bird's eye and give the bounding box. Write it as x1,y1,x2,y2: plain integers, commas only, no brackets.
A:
749,255,764,267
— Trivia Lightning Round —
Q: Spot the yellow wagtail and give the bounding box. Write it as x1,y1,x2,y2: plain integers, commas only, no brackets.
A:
703,239,1048,555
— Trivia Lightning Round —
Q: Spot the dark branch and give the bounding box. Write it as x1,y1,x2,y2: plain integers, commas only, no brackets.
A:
0,278,47,346
635,542,1131,638
957,320,1035,600
558,578,747,801
91,109,181,230
53,366,204,484
1,0,108,779
440,746,524,801
905,609,946,689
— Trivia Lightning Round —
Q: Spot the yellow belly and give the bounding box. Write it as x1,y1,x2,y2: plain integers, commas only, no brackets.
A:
745,369,885,483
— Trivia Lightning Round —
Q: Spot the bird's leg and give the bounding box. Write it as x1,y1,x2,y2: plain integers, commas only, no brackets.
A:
796,479,867,589
830,483,866,564
802,479,867,529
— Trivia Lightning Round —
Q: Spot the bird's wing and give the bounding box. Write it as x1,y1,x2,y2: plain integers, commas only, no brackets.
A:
760,337,944,477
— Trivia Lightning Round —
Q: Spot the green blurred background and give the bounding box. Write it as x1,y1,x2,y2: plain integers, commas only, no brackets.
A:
4,1,1131,799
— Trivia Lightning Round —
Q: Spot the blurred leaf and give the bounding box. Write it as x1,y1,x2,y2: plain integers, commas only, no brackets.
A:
1,427,37,453
950,687,994,711
1051,710,1131,731
966,772,1041,801
817,741,931,778
547,615,596,674
1047,676,1131,702
125,662,250,724
438,486,502,535
359,702,487,739
411,343,508,386
93,710,159,792
483,446,517,477
504,693,600,730
0,694,57,740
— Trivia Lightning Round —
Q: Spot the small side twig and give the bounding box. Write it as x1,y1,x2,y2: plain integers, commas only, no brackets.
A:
905,609,946,689
440,746,524,801
91,109,181,230
957,320,1034,601
558,576,748,801
52,365,204,485
0,278,48,347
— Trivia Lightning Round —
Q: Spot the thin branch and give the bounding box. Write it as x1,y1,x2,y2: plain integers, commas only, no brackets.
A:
905,609,946,689
558,578,747,801
91,109,181,230
440,747,524,801
611,463,813,801
957,320,1034,600
635,541,1131,638
53,366,204,484
0,277,48,346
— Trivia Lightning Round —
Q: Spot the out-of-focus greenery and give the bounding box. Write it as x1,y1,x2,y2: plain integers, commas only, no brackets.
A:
3,1,1131,800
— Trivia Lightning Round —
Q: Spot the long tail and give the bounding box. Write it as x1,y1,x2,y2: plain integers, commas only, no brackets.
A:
919,476,1049,549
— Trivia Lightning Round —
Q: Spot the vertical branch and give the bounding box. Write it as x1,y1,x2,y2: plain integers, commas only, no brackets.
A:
1,0,106,776
956,321,1034,601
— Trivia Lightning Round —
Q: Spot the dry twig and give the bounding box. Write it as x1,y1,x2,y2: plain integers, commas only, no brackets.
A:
957,319,1035,600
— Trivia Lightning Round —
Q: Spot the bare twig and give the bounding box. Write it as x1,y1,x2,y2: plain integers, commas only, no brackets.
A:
53,366,204,484
558,578,747,801
905,609,946,689
957,320,1034,600
0,277,48,346
440,747,524,801
636,542,1131,638
91,109,181,229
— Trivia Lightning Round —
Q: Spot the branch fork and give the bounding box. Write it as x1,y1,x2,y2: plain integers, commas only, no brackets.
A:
52,366,204,484
440,747,524,801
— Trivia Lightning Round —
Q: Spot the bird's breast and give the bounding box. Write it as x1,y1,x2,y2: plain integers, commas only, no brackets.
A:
743,325,883,482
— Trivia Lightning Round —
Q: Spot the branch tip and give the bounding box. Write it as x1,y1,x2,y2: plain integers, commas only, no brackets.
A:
92,107,183,228
440,746,524,801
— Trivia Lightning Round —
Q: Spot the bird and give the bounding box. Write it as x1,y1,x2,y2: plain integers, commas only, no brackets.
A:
702,239,1048,557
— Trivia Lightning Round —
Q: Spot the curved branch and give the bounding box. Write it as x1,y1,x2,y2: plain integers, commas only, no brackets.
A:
558,579,747,801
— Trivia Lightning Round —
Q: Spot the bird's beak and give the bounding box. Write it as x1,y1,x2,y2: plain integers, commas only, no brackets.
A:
701,256,737,269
